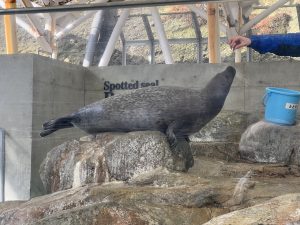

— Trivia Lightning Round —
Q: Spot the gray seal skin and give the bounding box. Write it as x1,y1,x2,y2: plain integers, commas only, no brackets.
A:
40,66,236,171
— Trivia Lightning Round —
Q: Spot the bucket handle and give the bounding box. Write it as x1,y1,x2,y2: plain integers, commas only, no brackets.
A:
262,92,271,106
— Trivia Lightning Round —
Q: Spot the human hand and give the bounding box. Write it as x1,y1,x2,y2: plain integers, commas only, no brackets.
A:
228,36,251,50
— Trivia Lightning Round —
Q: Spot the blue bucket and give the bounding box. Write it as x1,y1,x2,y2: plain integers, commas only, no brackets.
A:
263,87,300,125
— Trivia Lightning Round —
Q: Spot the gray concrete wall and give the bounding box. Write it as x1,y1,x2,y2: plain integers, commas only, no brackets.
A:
1,54,300,201
0,54,86,200
86,61,300,114
31,55,86,197
0,55,33,201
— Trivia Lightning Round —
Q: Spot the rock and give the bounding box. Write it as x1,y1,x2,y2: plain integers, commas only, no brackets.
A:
0,172,233,225
224,171,256,208
190,111,260,161
2,156,300,225
40,131,187,193
239,120,300,165
203,193,300,225
191,111,251,143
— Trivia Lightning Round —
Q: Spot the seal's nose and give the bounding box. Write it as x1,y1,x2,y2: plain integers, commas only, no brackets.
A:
226,66,236,76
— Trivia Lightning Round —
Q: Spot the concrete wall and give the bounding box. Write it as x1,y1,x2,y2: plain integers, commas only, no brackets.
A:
0,54,86,200
0,55,33,201
31,55,86,197
0,54,300,200
87,61,300,114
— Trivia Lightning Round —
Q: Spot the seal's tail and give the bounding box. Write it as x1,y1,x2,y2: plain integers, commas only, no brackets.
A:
40,116,74,137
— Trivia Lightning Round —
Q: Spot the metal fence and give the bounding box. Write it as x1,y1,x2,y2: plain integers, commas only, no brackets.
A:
1,1,300,65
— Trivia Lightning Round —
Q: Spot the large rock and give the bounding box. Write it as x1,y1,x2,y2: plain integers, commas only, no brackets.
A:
239,121,300,165
203,193,300,225
2,156,300,225
190,111,260,161
40,131,188,193
0,171,234,225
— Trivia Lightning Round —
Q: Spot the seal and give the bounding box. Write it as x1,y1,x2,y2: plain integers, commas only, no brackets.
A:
40,66,236,170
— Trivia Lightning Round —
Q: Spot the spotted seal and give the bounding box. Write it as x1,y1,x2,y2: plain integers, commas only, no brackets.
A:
40,66,236,171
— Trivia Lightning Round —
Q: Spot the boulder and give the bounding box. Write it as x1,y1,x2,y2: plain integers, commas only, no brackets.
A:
190,111,260,161
40,131,188,193
203,193,300,225
239,121,300,165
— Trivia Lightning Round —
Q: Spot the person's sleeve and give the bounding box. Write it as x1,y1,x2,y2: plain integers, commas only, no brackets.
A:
249,33,300,57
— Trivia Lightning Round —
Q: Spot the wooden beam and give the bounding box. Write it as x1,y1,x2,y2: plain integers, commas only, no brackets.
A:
4,0,17,54
207,3,220,63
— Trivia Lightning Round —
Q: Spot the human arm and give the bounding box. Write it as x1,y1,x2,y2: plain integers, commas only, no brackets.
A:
249,33,300,56
229,33,300,57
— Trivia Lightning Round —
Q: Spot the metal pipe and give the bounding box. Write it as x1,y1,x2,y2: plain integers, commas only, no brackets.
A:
15,16,40,38
125,37,228,45
120,32,127,66
50,14,57,59
98,9,130,67
188,5,227,33
122,41,127,66
0,8,51,52
55,11,96,39
222,2,239,27
82,0,108,67
18,0,52,52
142,15,155,64
0,0,232,15
151,7,173,64
0,129,5,202
83,11,104,67
253,4,297,9
16,16,52,52
297,4,300,31
20,0,44,32
131,11,193,17
191,11,202,63
240,0,290,34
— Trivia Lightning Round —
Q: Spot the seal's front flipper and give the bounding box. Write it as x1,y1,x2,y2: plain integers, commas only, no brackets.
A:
166,121,178,151
166,122,194,171
176,138,194,171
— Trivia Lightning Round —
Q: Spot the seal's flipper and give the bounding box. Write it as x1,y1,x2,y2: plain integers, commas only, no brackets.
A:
40,116,74,137
166,121,178,150
176,139,194,170
166,122,194,171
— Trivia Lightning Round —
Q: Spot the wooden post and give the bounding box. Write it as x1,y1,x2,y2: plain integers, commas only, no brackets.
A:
207,3,220,63
4,0,18,54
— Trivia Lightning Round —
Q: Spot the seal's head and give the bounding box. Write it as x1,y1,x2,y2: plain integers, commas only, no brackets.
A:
214,66,236,89
205,66,236,97
200,66,236,114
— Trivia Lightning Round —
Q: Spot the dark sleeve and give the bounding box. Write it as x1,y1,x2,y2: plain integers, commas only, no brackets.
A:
249,33,300,57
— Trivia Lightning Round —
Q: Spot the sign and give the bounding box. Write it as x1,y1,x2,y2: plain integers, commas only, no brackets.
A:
285,103,298,110
104,80,159,98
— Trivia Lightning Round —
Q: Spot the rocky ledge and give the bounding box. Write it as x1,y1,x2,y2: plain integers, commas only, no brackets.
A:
1,156,300,225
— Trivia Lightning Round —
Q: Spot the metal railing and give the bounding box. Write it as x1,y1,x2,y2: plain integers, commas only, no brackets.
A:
0,0,228,15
